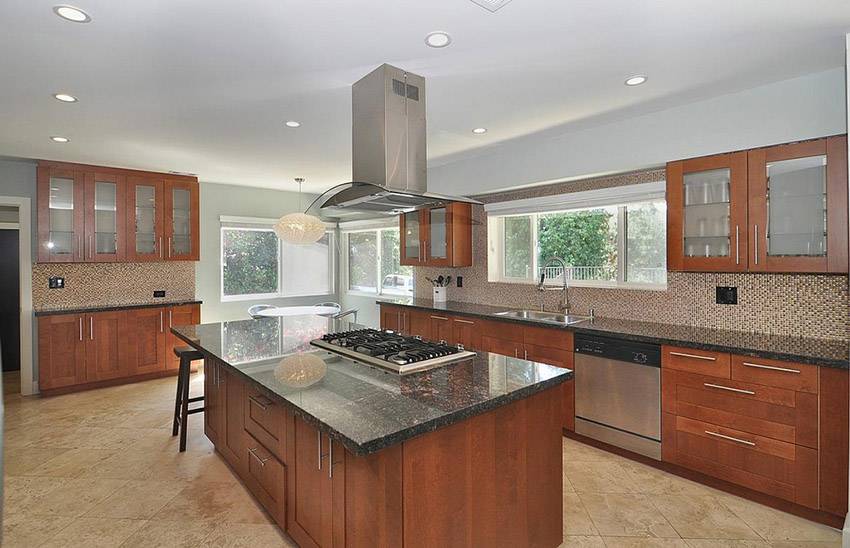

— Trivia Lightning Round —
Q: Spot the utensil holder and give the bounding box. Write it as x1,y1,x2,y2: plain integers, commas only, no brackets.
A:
433,287,447,303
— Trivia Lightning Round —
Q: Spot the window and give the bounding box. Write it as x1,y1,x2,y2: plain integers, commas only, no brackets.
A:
487,183,666,288
345,227,412,296
221,221,334,301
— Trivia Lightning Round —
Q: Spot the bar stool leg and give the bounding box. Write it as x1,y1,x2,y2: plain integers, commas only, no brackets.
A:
179,356,191,452
172,363,184,437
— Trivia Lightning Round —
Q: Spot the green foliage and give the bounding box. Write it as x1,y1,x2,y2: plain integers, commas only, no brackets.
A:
626,202,667,283
537,209,617,268
504,217,532,278
222,229,278,296
349,232,377,289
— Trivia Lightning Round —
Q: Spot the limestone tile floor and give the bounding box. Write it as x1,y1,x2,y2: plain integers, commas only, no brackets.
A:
2,373,844,547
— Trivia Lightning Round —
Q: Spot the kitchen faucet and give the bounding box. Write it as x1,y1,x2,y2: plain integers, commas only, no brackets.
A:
538,256,570,314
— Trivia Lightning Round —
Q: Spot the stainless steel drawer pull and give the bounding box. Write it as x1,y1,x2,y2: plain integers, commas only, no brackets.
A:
454,318,474,324
704,383,755,395
79,317,83,341
90,317,94,340
248,447,269,467
430,315,449,321
735,225,740,265
741,362,800,374
705,430,756,447
160,311,164,333
317,430,322,471
249,394,271,411
670,351,716,361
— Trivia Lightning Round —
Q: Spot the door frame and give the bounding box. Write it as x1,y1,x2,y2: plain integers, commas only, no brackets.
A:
0,196,34,395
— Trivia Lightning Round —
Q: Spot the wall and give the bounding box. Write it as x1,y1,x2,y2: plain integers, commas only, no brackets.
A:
197,182,337,323
416,169,849,341
429,68,847,196
0,157,37,252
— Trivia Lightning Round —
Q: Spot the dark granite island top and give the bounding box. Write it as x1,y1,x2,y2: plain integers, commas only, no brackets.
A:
380,298,849,369
172,315,572,456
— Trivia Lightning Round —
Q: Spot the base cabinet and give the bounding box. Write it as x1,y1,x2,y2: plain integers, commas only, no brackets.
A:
38,314,87,390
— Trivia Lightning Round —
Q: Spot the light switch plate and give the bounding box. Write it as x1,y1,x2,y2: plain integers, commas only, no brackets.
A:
716,286,737,305
48,276,64,289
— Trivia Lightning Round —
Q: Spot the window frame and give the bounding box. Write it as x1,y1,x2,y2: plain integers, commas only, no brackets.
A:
488,199,667,291
220,224,335,303
342,227,413,299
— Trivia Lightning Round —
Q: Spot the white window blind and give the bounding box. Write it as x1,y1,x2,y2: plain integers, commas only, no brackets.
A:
484,181,665,216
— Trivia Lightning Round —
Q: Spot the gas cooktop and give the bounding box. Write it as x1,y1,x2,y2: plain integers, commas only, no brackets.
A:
311,328,476,374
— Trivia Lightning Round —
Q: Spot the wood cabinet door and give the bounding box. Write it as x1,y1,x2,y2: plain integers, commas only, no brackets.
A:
84,172,126,262
451,316,481,350
37,165,86,263
427,313,452,344
399,210,424,265
667,152,748,272
84,310,127,381
423,202,473,267
219,366,246,474
125,176,164,261
167,304,200,370
524,343,575,431
747,136,848,273
38,314,86,389
481,335,521,358
288,417,333,548
379,305,400,331
163,179,200,261
126,307,167,375
204,360,222,446
406,309,431,339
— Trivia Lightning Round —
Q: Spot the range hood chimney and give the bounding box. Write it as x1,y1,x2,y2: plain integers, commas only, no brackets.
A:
314,64,481,221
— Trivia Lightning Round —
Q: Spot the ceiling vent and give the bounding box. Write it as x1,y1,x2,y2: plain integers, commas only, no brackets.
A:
469,0,513,12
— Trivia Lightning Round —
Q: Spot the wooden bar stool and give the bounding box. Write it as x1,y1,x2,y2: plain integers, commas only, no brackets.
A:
172,346,205,452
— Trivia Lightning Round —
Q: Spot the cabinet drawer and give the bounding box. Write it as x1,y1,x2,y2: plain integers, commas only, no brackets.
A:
244,384,286,462
245,432,286,527
731,355,817,394
524,325,573,351
663,345,730,378
482,320,524,343
662,369,817,448
663,413,817,508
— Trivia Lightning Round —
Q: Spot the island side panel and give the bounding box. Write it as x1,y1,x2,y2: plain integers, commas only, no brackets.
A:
344,445,404,547
401,385,564,548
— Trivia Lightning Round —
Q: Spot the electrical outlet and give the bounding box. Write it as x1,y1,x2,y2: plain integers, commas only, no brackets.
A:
48,276,64,289
716,286,737,305
456,276,463,288
153,290,166,298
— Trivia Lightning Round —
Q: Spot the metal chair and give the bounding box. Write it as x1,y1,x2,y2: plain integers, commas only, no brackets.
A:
315,302,359,323
247,304,275,318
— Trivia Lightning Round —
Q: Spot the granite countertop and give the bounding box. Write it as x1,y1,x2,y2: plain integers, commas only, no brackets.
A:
380,298,849,369
35,299,203,316
171,314,572,455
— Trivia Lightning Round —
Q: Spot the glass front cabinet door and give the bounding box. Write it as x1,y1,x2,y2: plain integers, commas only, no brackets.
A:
37,166,86,262
163,179,199,261
85,172,126,262
667,151,749,271
126,176,164,261
747,136,848,273
400,210,423,265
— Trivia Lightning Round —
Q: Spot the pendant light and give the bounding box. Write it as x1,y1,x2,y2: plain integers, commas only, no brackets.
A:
274,177,326,245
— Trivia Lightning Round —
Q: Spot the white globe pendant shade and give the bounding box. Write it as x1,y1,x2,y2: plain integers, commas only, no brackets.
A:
274,212,326,245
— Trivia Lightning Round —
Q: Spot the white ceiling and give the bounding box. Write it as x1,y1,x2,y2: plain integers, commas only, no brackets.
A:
1,0,849,193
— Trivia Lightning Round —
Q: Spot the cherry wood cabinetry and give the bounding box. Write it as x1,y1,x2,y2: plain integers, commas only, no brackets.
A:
218,366,247,474
204,358,224,447
667,135,848,273
166,304,201,370
37,161,199,263
38,303,200,395
400,202,473,267
662,345,847,516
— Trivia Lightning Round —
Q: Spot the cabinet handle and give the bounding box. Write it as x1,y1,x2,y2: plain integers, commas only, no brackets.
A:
88,235,93,259
78,234,83,260
328,436,334,479
734,225,740,265
317,430,322,471
524,349,528,360
169,310,173,327
669,351,716,361
248,394,271,411
158,236,163,259
89,316,94,340
168,237,172,258
514,348,518,358
418,241,423,262
160,311,163,333
703,383,755,395
741,361,800,374
430,315,449,321
454,318,474,325
705,430,755,447
248,447,268,467
79,317,83,341
753,224,759,265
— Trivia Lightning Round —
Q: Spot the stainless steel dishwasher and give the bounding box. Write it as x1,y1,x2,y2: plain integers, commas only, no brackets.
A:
574,334,662,459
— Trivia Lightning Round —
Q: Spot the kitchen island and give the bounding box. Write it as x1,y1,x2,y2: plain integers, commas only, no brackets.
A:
173,314,571,548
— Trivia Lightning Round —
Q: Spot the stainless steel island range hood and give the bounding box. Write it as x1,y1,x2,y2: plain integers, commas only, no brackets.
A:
312,64,481,221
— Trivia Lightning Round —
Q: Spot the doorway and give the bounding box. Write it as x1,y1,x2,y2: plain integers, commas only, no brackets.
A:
0,222,21,395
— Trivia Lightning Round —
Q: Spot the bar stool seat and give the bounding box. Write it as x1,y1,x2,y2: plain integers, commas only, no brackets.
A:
172,346,205,452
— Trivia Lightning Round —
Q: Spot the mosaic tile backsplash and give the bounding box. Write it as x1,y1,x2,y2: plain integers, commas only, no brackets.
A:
416,169,849,341
32,262,196,311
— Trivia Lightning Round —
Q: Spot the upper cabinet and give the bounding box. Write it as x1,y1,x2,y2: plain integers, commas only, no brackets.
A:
400,202,473,267
667,135,848,274
37,161,200,263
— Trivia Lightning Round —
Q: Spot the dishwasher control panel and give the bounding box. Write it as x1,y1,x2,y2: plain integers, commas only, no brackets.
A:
574,334,661,367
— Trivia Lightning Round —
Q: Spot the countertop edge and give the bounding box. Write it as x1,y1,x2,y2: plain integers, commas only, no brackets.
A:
379,300,849,369
172,327,573,456
35,300,203,316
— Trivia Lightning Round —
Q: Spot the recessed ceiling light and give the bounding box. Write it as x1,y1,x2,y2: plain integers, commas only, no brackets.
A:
624,75,648,86
53,5,91,23
285,120,301,128
53,93,78,103
472,127,487,134
425,31,452,48
50,136,70,143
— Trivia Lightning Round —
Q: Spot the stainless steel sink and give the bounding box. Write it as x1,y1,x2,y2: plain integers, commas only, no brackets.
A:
494,309,591,325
